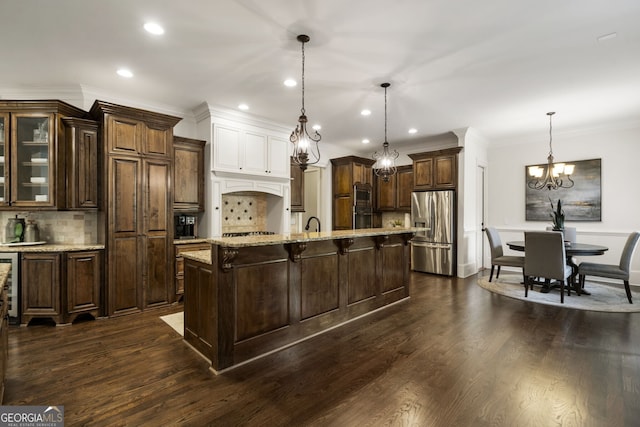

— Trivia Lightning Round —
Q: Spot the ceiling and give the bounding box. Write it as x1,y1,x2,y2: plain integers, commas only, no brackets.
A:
1,0,639,155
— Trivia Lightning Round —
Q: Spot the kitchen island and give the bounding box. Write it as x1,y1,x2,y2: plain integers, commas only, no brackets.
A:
182,227,418,372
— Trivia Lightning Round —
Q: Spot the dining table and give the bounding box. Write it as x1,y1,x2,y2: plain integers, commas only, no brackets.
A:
506,240,608,295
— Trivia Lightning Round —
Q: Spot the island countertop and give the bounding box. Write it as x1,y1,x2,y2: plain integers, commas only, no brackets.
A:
205,227,422,248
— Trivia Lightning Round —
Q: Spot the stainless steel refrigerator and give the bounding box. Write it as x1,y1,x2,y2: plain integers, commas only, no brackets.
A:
411,190,455,276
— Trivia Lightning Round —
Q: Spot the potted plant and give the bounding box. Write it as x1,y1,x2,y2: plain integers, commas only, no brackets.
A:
549,197,565,231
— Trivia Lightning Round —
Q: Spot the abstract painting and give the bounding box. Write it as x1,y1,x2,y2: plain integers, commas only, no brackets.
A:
525,158,601,221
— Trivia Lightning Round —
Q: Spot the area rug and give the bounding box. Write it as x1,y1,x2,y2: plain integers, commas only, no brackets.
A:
478,274,640,313
160,312,184,336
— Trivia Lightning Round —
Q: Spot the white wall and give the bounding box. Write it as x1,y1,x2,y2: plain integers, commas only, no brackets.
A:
487,123,640,284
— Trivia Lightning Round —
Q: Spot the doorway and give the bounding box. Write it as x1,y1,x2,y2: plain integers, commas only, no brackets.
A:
302,167,322,231
476,164,487,272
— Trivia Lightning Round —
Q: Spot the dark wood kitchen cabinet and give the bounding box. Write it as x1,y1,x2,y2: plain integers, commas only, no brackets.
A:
21,252,62,325
375,165,413,212
20,250,103,325
175,242,211,298
61,117,99,210
65,250,102,324
290,157,305,212
91,101,181,317
409,147,462,190
0,100,89,210
331,156,375,230
173,136,205,212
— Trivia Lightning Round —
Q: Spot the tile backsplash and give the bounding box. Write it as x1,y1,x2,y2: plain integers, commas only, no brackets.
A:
0,211,98,244
221,192,267,233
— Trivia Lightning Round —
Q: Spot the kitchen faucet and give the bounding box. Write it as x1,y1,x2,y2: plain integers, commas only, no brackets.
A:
305,216,321,232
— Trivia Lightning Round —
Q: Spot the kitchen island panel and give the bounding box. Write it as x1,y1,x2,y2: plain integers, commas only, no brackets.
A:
299,254,340,320
235,260,289,342
184,229,416,372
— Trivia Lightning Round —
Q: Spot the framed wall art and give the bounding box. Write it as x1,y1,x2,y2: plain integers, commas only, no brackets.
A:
525,158,601,221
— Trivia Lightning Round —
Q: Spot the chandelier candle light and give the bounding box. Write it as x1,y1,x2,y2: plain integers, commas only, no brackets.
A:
372,82,399,183
528,112,575,190
290,34,321,171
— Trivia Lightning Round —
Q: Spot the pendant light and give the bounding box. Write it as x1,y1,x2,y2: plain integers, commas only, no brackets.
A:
527,112,575,190
372,82,399,183
290,34,321,171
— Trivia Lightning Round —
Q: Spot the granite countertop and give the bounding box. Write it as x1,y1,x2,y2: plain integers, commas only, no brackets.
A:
181,227,421,264
173,238,210,245
207,227,422,248
181,249,211,264
0,243,105,253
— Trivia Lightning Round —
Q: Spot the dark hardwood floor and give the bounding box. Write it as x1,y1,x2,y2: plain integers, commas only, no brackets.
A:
5,271,640,426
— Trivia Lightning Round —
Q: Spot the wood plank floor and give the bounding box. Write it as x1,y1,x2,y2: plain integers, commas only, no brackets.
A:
4,271,640,426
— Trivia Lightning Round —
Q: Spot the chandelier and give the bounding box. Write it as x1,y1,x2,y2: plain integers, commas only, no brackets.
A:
290,34,321,171
372,82,399,183
527,112,575,190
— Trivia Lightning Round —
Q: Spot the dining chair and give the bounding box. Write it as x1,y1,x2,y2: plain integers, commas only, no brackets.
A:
524,231,573,303
577,231,640,304
546,226,577,243
485,227,525,282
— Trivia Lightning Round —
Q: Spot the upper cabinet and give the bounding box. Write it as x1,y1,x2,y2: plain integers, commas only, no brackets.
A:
409,147,462,190
62,118,99,210
173,136,205,212
212,122,289,179
0,100,91,210
375,165,413,212
331,156,375,230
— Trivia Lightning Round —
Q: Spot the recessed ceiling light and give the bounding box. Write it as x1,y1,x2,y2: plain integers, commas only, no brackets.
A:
362,139,370,144
238,103,249,111
284,79,297,87
116,68,133,78
408,128,417,134
312,124,321,131
361,109,371,116
144,22,165,35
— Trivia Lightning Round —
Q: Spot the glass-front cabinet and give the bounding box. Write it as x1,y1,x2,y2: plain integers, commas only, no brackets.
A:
0,100,89,210
11,114,55,207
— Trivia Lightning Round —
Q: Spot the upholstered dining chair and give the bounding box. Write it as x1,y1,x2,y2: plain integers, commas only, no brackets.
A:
485,227,525,282
578,231,640,304
546,226,577,243
524,231,573,303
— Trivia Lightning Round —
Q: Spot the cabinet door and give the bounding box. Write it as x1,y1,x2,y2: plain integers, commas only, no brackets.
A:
63,118,99,209
21,252,62,325
173,137,205,212
243,131,268,175
434,154,456,188
333,196,353,230
10,113,56,208
0,114,8,206
109,157,142,315
213,124,242,172
414,158,434,189
144,159,172,307
107,115,143,155
267,136,290,178
396,166,414,211
66,250,101,321
375,174,396,211
145,125,172,157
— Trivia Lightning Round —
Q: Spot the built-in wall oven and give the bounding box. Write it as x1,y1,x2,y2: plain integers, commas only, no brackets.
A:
353,183,373,229
0,252,19,324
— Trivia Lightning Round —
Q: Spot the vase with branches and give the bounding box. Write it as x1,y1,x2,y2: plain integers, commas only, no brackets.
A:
549,197,565,231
